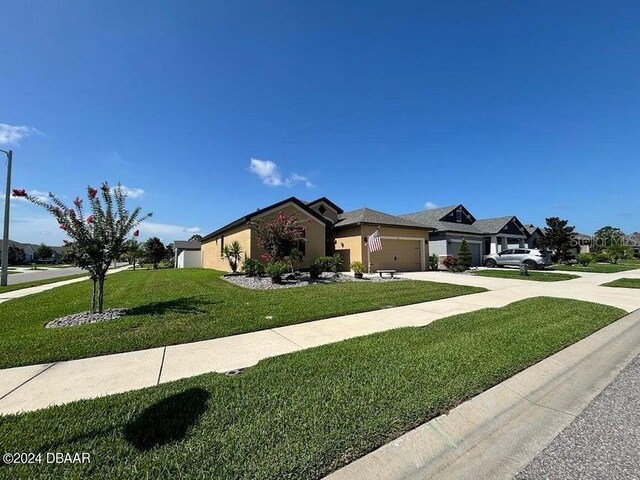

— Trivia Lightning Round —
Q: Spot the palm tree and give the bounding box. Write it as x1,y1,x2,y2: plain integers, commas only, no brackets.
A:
222,241,243,272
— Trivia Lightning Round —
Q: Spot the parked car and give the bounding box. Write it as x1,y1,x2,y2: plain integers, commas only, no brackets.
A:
483,248,553,269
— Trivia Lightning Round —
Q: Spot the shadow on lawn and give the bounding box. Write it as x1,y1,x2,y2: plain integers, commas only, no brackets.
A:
124,388,210,451
129,297,215,316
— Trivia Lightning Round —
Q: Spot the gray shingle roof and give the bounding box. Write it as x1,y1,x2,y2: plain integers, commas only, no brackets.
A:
473,216,516,235
399,206,483,235
173,240,201,250
335,208,428,229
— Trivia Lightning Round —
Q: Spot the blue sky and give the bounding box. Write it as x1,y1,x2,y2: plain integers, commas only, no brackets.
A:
1,0,638,244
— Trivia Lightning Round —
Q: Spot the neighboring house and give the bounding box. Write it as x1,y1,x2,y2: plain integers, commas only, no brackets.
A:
173,240,202,268
473,216,529,253
628,232,640,257
400,205,528,266
0,240,36,263
400,205,485,266
0,241,64,264
524,224,545,249
572,232,592,255
201,197,432,272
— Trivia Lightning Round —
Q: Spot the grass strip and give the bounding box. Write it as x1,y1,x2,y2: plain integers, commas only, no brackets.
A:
0,297,625,479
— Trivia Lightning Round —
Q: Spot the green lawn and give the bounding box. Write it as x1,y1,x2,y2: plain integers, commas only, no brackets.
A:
473,269,579,282
0,269,484,369
0,298,625,480
0,273,88,294
552,263,640,273
601,278,640,289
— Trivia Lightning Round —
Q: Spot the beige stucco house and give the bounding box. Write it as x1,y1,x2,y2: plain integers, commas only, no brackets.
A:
201,196,432,272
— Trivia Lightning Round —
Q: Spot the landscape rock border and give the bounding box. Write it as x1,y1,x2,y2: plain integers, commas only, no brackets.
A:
223,272,405,290
45,308,131,328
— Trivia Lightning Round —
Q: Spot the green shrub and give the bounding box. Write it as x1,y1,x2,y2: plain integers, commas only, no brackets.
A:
350,261,365,274
265,261,288,280
594,252,611,263
309,263,322,280
457,240,473,270
241,258,264,276
429,253,439,271
314,256,334,272
442,255,465,272
577,253,594,266
331,253,344,273
286,248,304,272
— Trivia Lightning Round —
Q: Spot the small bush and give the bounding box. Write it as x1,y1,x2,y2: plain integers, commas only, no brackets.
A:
287,248,304,273
265,261,288,280
577,253,594,266
331,253,344,273
593,252,611,263
309,263,322,280
350,261,365,274
314,256,334,272
429,254,439,271
442,256,465,272
241,258,264,276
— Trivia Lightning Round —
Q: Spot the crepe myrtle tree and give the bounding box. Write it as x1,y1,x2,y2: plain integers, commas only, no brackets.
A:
12,183,152,313
252,211,307,263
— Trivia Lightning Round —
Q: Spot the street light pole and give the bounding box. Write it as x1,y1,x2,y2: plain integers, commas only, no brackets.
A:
0,150,13,287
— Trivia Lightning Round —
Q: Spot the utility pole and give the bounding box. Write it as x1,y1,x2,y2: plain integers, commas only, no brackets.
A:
0,150,13,286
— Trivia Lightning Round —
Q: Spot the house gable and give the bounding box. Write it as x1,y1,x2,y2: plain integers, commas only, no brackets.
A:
438,205,476,226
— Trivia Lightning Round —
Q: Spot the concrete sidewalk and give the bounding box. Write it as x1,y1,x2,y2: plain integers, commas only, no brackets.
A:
0,265,131,303
0,267,638,414
326,307,640,480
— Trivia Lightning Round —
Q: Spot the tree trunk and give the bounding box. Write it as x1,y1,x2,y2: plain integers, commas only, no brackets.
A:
91,279,97,313
97,275,105,313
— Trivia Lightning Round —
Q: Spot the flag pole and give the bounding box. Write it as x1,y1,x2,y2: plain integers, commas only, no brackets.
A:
367,226,381,274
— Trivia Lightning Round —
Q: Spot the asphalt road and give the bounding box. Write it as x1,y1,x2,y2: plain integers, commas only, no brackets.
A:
7,267,86,284
516,354,640,480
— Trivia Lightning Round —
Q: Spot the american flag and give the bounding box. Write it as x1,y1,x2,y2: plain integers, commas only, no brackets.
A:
368,229,383,252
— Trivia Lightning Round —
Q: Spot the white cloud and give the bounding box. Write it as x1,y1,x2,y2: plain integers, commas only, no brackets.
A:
286,173,314,188
116,185,145,199
0,123,41,145
425,201,439,210
139,222,201,240
250,159,283,186
249,158,314,188
4,213,64,245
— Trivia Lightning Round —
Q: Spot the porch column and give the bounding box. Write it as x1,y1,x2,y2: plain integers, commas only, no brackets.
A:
519,238,525,248
500,237,508,252
489,236,498,254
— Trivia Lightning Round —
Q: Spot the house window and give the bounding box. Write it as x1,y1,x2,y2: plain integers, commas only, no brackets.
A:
318,205,326,215
456,209,462,222
220,236,224,256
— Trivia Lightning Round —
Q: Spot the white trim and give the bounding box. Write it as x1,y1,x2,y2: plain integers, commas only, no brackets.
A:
309,200,339,216
252,201,326,227
379,235,424,241
448,239,483,244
